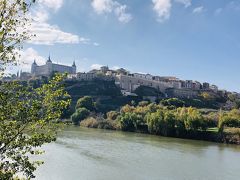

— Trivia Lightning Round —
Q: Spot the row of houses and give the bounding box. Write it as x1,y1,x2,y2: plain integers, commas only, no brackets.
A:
66,65,221,98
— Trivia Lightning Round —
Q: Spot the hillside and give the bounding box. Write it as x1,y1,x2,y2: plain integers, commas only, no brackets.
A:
64,80,141,115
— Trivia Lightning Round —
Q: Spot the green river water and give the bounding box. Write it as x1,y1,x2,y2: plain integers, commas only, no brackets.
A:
35,126,240,180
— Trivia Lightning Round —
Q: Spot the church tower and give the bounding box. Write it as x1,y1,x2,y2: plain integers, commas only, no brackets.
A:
46,55,53,75
46,55,52,64
72,60,76,74
31,59,37,74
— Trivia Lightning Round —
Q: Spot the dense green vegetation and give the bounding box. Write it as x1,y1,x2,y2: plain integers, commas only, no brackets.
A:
134,86,164,97
71,96,240,144
65,80,121,97
71,108,90,125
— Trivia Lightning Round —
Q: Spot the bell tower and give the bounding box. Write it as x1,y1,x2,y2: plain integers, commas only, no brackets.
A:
31,59,37,74
72,60,76,74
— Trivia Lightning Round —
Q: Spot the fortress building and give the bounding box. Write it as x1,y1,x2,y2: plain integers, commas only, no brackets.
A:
31,56,76,76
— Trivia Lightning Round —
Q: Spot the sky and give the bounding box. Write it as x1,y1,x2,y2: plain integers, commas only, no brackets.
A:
13,0,240,92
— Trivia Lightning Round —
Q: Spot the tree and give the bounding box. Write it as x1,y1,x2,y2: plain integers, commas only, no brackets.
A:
0,1,71,178
145,110,176,136
179,107,207,131
120,104,134,114
76,96,95,111
0,0,35,74
0,74,70,179
118,113,137,131
160,98,185,107
146,110,164,134
71,108,90,125
162,111,176,136
218,109,240,133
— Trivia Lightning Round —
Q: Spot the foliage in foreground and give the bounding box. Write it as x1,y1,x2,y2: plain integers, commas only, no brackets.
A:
0,0,35,74
0,74,70,179
0,0,73,179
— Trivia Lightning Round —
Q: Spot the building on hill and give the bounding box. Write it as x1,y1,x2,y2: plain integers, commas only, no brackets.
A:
153,76,179,82
133,73,153,80
20,71,32,80
100,66,109,73
115,68,129,75
115,74,173,93
210,84,218,92
202,82,210,90
31,56,76,76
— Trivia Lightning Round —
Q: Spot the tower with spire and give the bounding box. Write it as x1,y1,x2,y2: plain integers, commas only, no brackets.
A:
31,59,38,74
72,60,76,74
46,54,52,63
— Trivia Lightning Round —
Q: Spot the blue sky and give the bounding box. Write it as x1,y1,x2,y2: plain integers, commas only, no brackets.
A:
17,0,240,92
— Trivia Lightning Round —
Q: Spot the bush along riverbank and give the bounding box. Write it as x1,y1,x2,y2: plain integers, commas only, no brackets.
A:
70,97,240,145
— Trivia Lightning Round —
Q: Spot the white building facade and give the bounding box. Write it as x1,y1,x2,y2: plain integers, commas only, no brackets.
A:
31,56,76,76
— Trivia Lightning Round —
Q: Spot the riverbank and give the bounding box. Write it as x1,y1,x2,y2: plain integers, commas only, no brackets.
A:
70,97,240,145
76,118,240,145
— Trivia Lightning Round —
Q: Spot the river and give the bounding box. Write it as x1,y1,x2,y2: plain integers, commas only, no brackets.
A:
35,126,240,180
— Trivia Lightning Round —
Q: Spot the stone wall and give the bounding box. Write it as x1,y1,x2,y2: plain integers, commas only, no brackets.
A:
115,75,173,93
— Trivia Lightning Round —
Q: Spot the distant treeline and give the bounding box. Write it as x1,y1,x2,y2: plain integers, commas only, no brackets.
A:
70,96,240,145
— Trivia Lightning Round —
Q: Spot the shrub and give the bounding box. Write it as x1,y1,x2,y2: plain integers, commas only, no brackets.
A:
80,117,98,128
176,107,207,131
145,110,164,135
107,111,120,120
71,108,90,125
184,108,207,131
145,110,176,136
162,111,176,136
138,101,150,107
117,113,138,131
76,96,95,111
98,119,119,130
160,98,185,107
218,109,240,132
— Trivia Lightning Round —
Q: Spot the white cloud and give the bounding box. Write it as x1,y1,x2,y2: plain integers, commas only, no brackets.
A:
91,64,103,70
90,64,122,71
28,10,83,45
32,8,49,22
91,0,114,14
193,6,204,14
18,48,46,71
28,21,89,45
91,0,132,23
93,42,100,46
152,0,172,22
39,0,63,11
175,0,191,8
114,5,132,23
26,3,96,45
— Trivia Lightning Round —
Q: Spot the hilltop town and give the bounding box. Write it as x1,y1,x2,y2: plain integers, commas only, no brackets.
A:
2,57,240,110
